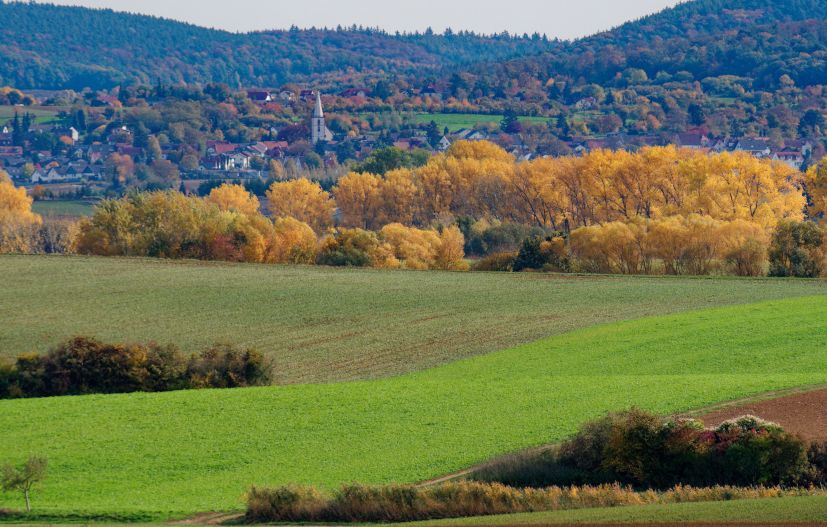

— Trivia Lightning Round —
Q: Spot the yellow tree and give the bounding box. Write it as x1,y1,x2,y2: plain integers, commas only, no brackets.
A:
333,172,381,229
805,159,827,221
510,158,567,228
272,217,318,264
266,178,336,233
0,170,42,253
377,169,417,226
207,184,261,216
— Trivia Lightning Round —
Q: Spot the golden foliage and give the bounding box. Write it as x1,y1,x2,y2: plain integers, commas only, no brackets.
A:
266,178,335,233
0,170,42,253
271,217,318,265
207,184,261,216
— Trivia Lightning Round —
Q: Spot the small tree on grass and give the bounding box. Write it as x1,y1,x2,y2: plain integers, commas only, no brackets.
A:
1,456,48,512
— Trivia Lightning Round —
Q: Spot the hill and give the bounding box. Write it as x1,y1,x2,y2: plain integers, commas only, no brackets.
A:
480,0,827,91
0,2,556,90
3,256,827,383
1,294,826,515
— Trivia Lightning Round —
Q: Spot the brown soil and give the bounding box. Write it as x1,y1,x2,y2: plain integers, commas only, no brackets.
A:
462,524,827,527
698,388,827,441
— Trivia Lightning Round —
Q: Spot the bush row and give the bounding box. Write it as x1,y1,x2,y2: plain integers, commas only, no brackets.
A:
0,337,271,399
244,480,823,523
475,218,827,277
475,409,827,489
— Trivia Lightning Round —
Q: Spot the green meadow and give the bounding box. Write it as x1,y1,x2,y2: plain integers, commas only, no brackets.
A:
408,113,549,131
0,105,63,125
3,256,827,384
1,294,827,516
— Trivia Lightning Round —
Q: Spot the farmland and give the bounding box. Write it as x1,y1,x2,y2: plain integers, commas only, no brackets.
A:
1,293,826,515
422,495,827,525
3,256,827,383
30,200,95,218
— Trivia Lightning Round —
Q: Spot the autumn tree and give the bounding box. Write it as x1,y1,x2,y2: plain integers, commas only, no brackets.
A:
266,178,335,233
333,172,381,229
207,183,261,216
0,170,42,253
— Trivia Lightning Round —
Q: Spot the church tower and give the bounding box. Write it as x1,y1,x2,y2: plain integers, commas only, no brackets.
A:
311,92,326,144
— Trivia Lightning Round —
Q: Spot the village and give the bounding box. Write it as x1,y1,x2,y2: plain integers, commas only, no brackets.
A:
0,86,821,200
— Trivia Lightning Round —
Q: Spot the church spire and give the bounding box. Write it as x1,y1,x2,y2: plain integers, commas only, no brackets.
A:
313,91,324,118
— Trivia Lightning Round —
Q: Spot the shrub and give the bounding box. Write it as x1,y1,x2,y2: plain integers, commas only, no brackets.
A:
244,481,825,523
479,410,813,489
472,252,517,272
0,337,271,399
317,228,395,268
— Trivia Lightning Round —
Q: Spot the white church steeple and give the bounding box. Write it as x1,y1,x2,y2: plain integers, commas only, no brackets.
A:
311,92,331,144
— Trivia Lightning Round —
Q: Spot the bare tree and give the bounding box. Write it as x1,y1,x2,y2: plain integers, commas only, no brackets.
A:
1,456,48,512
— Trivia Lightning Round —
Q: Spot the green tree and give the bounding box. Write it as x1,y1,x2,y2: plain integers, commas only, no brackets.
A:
768,220,824,278
1,456,48,512
500,108,521,133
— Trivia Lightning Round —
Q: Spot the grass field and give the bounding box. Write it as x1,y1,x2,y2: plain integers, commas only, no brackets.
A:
4,256,827,383
416,495,827,525
2,294,827,516
0,105,63,125
31,200,95,218
408,113,549,132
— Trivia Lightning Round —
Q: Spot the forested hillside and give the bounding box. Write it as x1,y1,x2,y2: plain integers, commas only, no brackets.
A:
0,2,557,89
475,0,827,92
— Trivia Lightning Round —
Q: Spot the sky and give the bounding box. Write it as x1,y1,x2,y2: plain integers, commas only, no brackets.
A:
35,0,684,39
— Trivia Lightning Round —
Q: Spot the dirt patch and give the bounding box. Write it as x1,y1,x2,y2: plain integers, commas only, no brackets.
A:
698,388,827,441
460,524,827,527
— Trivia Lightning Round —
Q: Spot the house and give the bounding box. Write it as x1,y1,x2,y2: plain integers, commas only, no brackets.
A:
574,97,598,111
0,146,24,159
773,151,806,170
675,132,710,150
277,90,295,102
300,89,315,102
31,167,78,184
438,136,451,151
339,88,369,98
734,138,771,157
247,90,272,103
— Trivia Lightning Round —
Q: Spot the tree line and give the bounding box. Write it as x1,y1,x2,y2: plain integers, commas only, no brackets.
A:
4,142,827,277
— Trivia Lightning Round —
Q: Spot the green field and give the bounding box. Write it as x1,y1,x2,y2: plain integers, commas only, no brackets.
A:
0,105,63,125
401,113,548,132
31,200,95,218
417,495,827,525
2,291,827,516
4,256,827,383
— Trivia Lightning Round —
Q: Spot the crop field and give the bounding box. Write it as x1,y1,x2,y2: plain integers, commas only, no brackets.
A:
4,256,827,383
1,294,827,515
31,200,96,218
422,495,827,525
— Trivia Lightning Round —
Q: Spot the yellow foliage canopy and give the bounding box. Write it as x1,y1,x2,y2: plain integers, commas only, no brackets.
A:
266,178,335,233
0,170,42,253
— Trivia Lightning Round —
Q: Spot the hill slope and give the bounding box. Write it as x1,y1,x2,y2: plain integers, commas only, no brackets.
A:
4,256,827,383
477,0,827,92
0,2,556,90
1,296,826,515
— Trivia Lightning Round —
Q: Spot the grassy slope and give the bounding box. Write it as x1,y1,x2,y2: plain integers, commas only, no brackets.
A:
4,255,827,383
1,296,827,516
416,495,827,525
